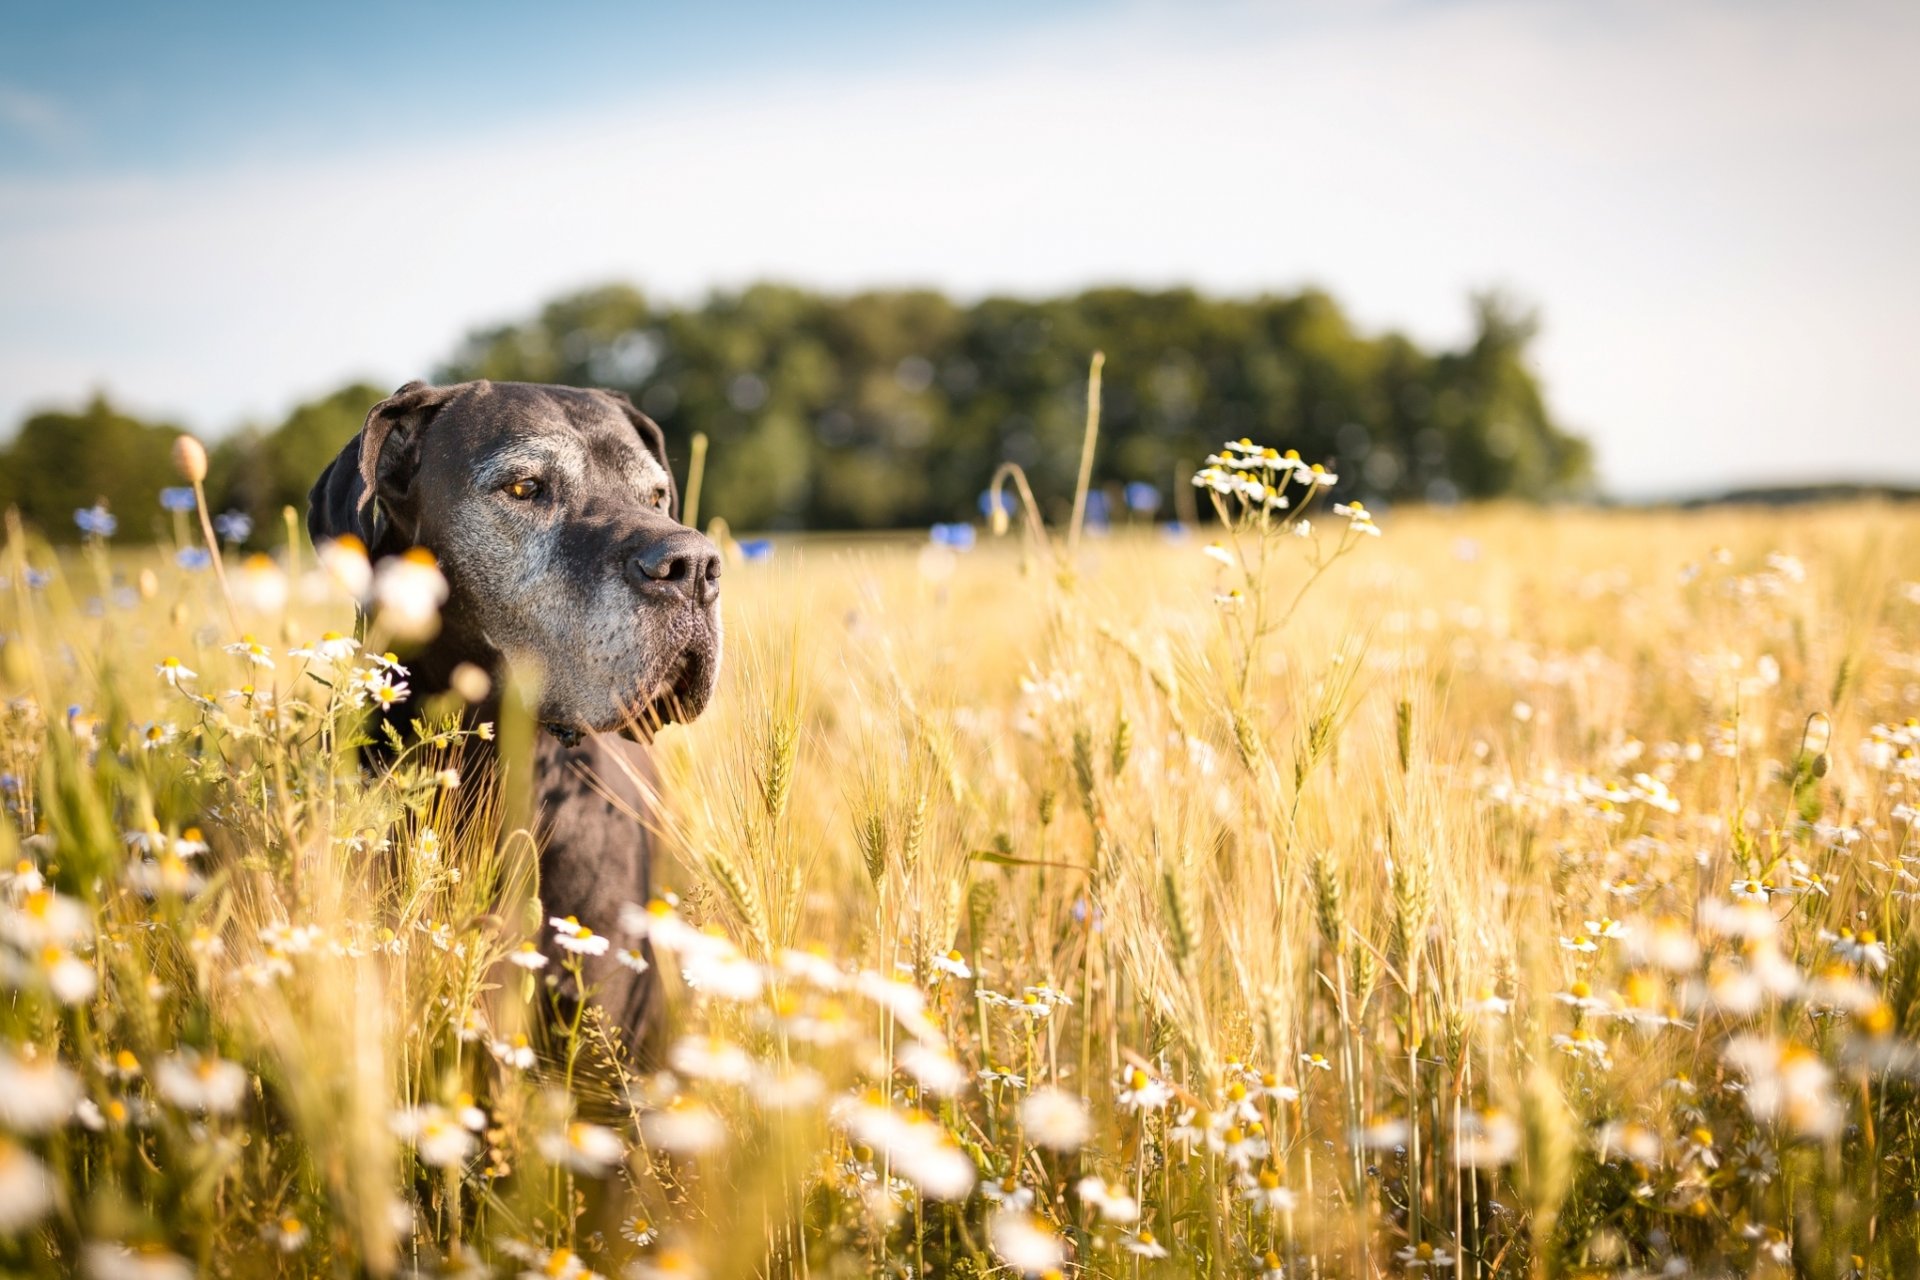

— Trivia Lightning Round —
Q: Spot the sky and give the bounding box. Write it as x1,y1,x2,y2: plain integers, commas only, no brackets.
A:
2,0,1915,498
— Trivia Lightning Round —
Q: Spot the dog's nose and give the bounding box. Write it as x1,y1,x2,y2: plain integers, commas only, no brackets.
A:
626,530,721,605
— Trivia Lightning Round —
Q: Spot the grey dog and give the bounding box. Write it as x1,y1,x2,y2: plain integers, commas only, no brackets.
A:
308,379,722,1050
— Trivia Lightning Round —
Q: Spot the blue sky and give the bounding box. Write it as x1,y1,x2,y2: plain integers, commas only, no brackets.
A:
3,1,1916,497
1,2,1100,175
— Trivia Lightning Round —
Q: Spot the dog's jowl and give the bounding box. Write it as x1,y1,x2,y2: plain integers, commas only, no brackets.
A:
308,379,722,1052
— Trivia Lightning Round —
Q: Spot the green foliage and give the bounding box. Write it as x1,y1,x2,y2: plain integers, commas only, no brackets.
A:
438,283,1593,529
0,395,182,543
1,285,1592,541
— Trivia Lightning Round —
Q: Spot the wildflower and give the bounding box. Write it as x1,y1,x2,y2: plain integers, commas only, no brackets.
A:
751,1064,826,1111
0,1048,82,1132
978,1175,1036,1210
153,1050,249,1114
224,635,274,669
1730,1135,1779,1185
79,1242,195,1280
213,510,252,542
1218,1123,1271,1168
317,535,373,599
373,547,450,639
1354,1116,1409,1151
1678,1126,1720,1169
898,1041,968,1096
356,670,411,711
1115,1066,1173,1112
1551,1028,1610,1065
1020,1087,1092,1152
508,941,549,970
614,946,651,973
1076,1175,1140,1223
290,631,359,666
539,1121,626,1175
392,1105,477,1167
1333,501,1381,535
261,1215,309,1252
74,504,117,538
1241,1166,1297,1213
1168,1107,1210,1155
550,915,611,956
626,1247,700,1280
1254,1070,1299,1102
137,722,179,751
668,1035,754,1085
988,1210,1066,1276
490,1033,536,1070
977,1064,1027,1089
1123,1229,1170,1259
1468,987,1512,1016
621,1216,659,1247
159,486,197,512
1554,979,1610,1015
230,553,289,613
1258,1249,1286,1279
1300,1050,1333,1072
0,1138,54,1231
640,1097,726,1155
1724,1036,1844,1137
154,657,196,687
175,548,211,571
1395,1241,1456,1270
928,948,972,980
1558,934,1599,953
1203,541,1236,567
1825,927,1890,973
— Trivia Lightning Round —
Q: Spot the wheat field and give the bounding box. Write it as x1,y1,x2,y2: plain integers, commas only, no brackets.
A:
2,468,1918,1278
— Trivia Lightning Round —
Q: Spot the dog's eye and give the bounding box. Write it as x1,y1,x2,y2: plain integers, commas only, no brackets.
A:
503,478,543,502
648,487,670,511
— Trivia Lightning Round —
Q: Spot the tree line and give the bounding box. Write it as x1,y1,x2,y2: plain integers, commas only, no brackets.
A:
0,283,1591,542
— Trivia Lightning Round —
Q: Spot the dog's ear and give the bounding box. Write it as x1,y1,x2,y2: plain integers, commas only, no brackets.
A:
599,388,680,521
307,380,459,551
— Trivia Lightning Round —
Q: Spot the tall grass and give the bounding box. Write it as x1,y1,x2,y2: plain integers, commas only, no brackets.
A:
3,465,1919,1278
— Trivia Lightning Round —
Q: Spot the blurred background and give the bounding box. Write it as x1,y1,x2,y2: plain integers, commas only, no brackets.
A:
2,0,1915,541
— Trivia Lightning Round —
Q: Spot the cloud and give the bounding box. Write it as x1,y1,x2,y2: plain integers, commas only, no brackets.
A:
0,0,1915,495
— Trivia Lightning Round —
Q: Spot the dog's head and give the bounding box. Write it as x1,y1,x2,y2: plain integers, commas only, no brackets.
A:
309,379,721,735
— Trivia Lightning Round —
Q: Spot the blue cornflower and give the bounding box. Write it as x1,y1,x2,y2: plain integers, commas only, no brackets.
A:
74,504,117,538
738,538,774,563
930,522,976,551
176,547,213,572
1081,490,1110,531
977,489,1014,518
160,486,198,512
1123,481,1162,515
214,510,254,542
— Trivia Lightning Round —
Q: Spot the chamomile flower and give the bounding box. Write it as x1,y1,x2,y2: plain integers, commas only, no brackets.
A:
154,657,196,687
1020,1088,1092,1152
392,1106,477,1167
1395,1241,1456,1270
0,1138,55,1231
988,1211,1065,1277
503,941,547,970
1075,1175,1140,1223
224,635,275,669
549,915,611,956
260,1215,309,1252
1115,1066,1173,1112
1240,1166,1297,1213
539,1121,626,1175
928,949,973,980
372,548,449,640
152,1049,249,1114
0,1048,82,1132
1123,1229,1170,1259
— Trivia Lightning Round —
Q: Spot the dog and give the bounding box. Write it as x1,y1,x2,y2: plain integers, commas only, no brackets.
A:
307,379,722,1051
